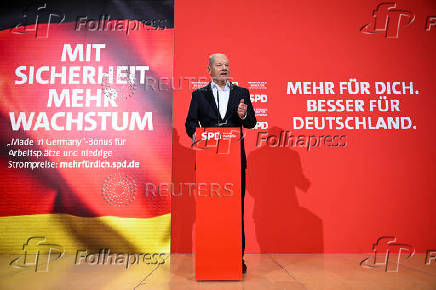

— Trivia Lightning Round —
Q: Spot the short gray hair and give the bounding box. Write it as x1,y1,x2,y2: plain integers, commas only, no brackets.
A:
208,53,227,66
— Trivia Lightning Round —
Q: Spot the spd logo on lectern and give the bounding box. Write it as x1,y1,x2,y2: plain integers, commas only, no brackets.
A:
193,130,240,155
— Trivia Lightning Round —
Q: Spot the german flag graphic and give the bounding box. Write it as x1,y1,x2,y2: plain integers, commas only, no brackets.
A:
0,1,174,254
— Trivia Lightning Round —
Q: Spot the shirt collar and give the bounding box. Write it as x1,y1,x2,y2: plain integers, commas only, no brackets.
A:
211,80,231,91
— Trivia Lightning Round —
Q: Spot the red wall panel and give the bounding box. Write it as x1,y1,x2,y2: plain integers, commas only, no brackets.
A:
172,0,436,253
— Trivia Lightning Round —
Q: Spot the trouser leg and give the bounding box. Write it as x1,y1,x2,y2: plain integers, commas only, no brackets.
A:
242,167,246,257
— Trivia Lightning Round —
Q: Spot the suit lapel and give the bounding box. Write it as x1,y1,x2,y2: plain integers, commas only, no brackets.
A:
223,82,237,121
202,83,221,120
205,82,221,120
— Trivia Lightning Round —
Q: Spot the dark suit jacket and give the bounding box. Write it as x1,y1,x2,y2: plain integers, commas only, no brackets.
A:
185,82,257,169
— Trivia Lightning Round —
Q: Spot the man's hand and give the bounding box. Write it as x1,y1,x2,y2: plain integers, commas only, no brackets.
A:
238,99,248,119
192,132,196,143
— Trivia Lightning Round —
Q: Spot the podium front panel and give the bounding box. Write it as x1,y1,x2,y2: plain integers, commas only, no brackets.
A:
194,127,242,281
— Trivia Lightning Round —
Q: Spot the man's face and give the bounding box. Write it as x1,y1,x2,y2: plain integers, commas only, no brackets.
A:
208,55,230,83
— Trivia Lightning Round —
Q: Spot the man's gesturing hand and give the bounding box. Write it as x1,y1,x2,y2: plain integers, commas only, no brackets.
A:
238,99,248,119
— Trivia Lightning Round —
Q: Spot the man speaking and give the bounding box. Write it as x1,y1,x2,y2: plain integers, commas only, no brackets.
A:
185,53,257,274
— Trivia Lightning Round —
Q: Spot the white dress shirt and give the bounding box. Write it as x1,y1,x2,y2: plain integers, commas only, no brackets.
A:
211,81,230,120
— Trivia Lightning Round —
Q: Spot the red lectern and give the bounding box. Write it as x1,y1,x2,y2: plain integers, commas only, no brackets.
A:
194,127,242,281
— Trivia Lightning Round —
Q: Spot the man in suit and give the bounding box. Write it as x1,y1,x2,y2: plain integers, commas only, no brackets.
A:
185,53,257,274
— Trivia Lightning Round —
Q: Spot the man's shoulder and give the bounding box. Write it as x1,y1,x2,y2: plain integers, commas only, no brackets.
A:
192,83,211,96
231,83,249,94
192,82,249,95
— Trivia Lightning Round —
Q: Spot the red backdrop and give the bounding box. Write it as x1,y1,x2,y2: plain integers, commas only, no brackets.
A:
171,0,436,253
